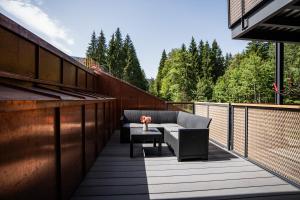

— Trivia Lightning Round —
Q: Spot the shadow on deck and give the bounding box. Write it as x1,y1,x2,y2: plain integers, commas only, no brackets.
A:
72,131,300,200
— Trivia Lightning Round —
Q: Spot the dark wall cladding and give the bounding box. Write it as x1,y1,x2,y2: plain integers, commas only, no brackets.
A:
0,27,35,78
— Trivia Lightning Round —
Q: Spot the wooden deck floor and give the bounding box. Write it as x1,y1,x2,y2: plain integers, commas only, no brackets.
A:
72,131,300,200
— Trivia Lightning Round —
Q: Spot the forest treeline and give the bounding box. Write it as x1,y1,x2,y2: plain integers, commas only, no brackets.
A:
86,28,148,90
149,39,300,104
86,30,300,104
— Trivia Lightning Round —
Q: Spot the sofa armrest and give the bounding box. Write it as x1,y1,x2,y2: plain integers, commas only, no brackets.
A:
178,128,209,137
120,116,125,126
178,128,209,158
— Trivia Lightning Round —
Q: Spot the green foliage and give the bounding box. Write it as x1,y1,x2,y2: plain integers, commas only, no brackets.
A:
86,29,148,91
195,77,214,101
210,40,225,82
213,52,274,103
96,30,107,70
155,50,167,97
86,31,98,61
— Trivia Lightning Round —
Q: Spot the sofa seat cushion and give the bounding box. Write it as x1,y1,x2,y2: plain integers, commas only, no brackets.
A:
169,131,179,140
161,123,180,127
148,123,164,128
123,123,164,128
123,123,143,128
164,126,183,133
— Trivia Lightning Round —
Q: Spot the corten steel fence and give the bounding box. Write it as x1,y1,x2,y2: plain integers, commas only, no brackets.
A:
0,13,166,200
195,102,231,149
195,102,300,187
166,102,195,114
97,71,167,127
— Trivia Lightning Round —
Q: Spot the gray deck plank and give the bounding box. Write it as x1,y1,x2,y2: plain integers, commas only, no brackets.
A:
72,131,300,200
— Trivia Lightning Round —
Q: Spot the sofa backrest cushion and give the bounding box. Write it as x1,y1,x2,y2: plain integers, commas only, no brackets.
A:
123,110,178,123
123,110,142,123
177,111,211,129
157,111,178,123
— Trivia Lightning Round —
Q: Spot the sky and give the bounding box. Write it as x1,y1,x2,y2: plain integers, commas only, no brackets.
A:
0,0,247,78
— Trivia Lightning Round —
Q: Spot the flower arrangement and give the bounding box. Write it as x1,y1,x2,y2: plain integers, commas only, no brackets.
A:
140,115,152,131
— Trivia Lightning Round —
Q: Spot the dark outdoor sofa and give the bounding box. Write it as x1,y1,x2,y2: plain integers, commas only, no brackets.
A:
120,110,212,161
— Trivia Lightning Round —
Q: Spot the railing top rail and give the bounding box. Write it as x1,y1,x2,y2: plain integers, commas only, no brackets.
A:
231,103,300,110
166,102,194,104
194,102,230,106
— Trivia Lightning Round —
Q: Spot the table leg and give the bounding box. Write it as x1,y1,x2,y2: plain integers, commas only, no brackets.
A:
130,139,133,158
158,138,162,156
153,138,156,147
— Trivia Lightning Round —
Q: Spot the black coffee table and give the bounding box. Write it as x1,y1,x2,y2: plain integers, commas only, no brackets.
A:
130,127,162,157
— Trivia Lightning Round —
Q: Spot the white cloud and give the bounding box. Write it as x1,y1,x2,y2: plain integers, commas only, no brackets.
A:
0,0,74,54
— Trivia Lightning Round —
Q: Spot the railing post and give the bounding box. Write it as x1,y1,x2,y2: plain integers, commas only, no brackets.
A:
276,42,284,105
192,102,195,114
244,106,248,158
227,104,232,150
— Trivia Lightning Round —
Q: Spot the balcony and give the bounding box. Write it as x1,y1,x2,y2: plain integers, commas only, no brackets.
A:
71,130,300,200
1,9,300,200
228,0,300,42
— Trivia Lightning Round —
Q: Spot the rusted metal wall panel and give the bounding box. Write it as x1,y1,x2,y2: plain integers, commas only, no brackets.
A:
39,48,61,83
96,72,166,127
0,27,35,78
63,61,76,86
0,108,57,200
78,69,86,88
87,73,94,90
60,106,82,200
96,102,105,153
85,104,96,171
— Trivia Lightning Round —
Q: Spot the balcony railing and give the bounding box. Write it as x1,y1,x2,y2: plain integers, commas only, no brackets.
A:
195,102,300,187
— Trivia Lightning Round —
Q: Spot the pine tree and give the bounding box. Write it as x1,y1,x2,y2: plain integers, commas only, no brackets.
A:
202,41,211,79
210,40,225,83
188,37,199,99
224,53,232,68
198,40,204,78
123,41,148,90
113,28,124,78
107,34,116,74
96,30,107,70
86,31,98,61
155,50,167,96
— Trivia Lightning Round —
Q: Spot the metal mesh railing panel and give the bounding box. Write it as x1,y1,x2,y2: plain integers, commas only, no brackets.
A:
248,108,300,185
233,107,245,156
195,104,208,117
208,106,228,147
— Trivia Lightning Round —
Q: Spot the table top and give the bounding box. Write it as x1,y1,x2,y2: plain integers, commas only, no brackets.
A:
130,127,161,136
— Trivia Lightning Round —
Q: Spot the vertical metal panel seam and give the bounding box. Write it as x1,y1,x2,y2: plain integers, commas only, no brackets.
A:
81,105,86,175
54,107,61,200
